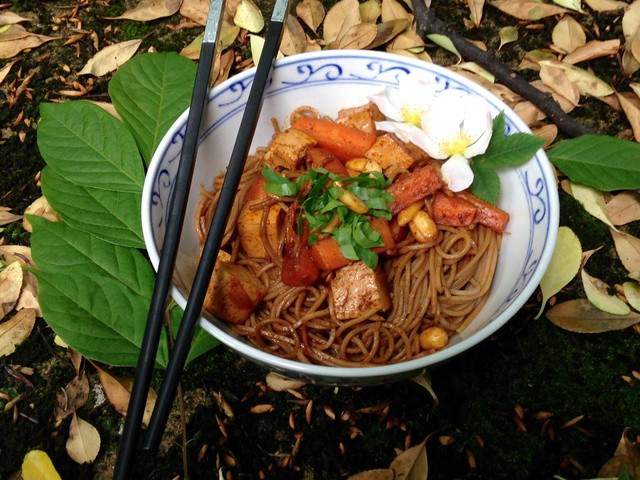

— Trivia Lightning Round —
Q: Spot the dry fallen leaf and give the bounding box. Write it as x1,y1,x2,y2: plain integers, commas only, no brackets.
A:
585,0,627,11
532,123,558,147
296,0,325,32
570,182,618,229
347,470,394,480
0,308,36,358
598,428,640,479
66,414,100,464
21,450,62,480
498,26,518,50
389,29,425,50
0,261,23,305
324,0,362,44
381,0,411,21
467,0,485,26
334,22,377,49
547,299,640,333
538,60,614,97
0,60,15,85
107,0,182,21
0,205,21,225
179,0,208,24
514,100,547,125
360,0,382,23
281,16,307,56
454,62,494,82
622,48,640,76
617,92,640,142
611,229,640,275
0,27,55,59
0,11,31,25
249,34,284,66
489,0,568,20
234,0,264,33
17,271,40,316
95,365,157,426
552,15,586,53
623,0,640,39
23,196,59,233
367,19,409,49
55,373,90,427
265,372,306,391
606,192,640,226
87,101,123,120
553,0,584,13
581,252,630,315
517,49,557,71
539,62,580,106
563,39,620,64
390,438,428,479
78,39,142,77
214,49,234,85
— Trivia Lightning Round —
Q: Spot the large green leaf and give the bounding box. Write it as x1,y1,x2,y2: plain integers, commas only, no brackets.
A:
37,101,144,193
109,52,196,165
35,269,168,367
471,162,500,205
30,216,153,298
548,134,640,191
41,167,144,248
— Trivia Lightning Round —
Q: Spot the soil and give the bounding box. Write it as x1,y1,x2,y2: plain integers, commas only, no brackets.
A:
1,0,639,479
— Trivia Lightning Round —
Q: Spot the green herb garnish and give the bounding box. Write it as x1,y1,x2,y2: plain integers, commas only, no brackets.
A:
262,166,393,268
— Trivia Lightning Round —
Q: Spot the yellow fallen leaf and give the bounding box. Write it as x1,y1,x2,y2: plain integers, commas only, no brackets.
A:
179,0,208,25
53,335,68,348
539,62,580,106
0,261,23,305
489,0,568,20
106,0,182,21
623,0,640,39
606,192,640,226
467,0,485,26
249,34,284,67
79,39,142,77
547,299,640,333
551,15,586,53
570,182,618,229
536,226,582,318
581,253,630,315
538,60,614,97
359,0,382,23
622,282,640,311
0,308,36,357
95,365,157,426
281,16,307,56
611,229,640,275
563,39,620,64
324,0,362,44
296,0,326,32
454,62,495,82
617,92,640,142
553,0,584,13
66,414,101,464
0,11,32,25
427,33,461,58
234,0,264,33
21,450,62,480
23,196,59,233
333,22,377,49
585,0,626,11
498,26,518,50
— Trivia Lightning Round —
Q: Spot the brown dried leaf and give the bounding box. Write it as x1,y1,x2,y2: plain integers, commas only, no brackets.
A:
489,0,568,20
551,16,586,53
547,299,640,333
17,271,40,316
54,373,90,427
532,123,558,147
78,39,142,77
612,229,640,275
281,16,307,56
467,0,485,26
514,100,546,125
538,60,614,97
0,11,32,25
0,28,54,59
585,0,627,11
498,26,519,50
631,30,640,64
617,92,640,142
95,365,157,426
296,0,325,33
381,0,411,21
368,19,410,49
23,196,59,233
87,101,123,121
324,0,361,44
517,49,557,71
623,0,640,39
0,308,36,357
106,0,182,21
180,33,202,59
623,47,640,76
0,206,21,226
0,60,15,85
360,0,382,23
266,372,306,391
0,261,23,305
66,414,100,464
539,62,580,105
563,39,620,64
213,49,234,85
598,428,640,478
389,29,424,50
347,470,394,480
334,22,377,49
390,438,428,480
606,192,640,226
0,24,30,41
179,0,209,24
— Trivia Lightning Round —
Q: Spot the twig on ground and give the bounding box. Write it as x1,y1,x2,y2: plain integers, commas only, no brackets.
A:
411,0,593,138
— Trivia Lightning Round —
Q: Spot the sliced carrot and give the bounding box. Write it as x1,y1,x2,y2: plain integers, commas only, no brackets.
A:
311,237,351,271
243,176,268,203
457,191,510,233
293,117,376,160
388,165,444,214
389,218,408,243
281,206,320,286
371,218,395,253
432,193,477,228
306,147,349,176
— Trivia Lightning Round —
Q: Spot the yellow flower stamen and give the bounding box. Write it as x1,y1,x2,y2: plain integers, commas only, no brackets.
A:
400,106,424,127
441,134,472,157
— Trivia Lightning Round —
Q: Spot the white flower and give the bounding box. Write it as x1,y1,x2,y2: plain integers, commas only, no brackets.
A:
373,87,493,193
368,76,437,127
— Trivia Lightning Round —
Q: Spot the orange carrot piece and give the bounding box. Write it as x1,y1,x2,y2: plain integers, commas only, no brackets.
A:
371,218,395,253
293,117,376,160
311,238,351,271
306,147,349,176
432,193,477,228
457,191,510,233
388,165,444,214
389,218,408,243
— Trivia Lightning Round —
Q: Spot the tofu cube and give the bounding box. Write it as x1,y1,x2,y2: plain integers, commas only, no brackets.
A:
364,134,416,171
330,262,391,320
264,128,316,170
336,103,382,134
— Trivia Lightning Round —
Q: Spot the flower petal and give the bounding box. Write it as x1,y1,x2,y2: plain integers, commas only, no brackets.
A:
420,90,467,145
375,121,446,159
441,155,474,192
368,88,403,122
460,96,493,157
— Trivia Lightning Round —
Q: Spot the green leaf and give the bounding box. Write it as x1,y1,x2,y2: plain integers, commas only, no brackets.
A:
170,304,219,364
262,167,300,196
471,162,500,205
548,134,640,191
477,113,545,168
29,216,153,297
37,101,144,193
109,53,197,165
41,167,144,248
34,269,166,367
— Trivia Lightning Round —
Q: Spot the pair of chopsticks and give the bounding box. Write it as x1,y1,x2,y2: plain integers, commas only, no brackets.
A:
113,0,290,476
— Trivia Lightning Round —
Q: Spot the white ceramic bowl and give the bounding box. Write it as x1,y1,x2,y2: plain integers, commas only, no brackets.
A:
142,50,559,384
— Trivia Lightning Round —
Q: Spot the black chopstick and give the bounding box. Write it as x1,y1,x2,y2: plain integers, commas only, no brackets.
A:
142,0,291,453
112,2,226,478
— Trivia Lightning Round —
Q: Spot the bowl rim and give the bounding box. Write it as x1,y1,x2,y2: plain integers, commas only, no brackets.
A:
142,49,560,379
